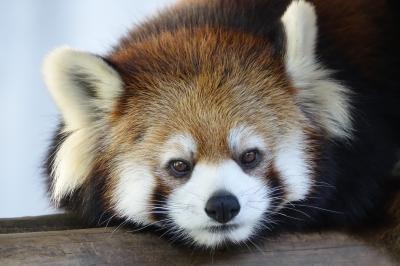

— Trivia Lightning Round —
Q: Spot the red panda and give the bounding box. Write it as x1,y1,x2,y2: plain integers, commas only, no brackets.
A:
43,0,400,249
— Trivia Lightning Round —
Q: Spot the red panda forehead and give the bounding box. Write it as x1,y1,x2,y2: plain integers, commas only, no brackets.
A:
108,27,305,158
109,27,289,91
137,104,303,164
113,75,302,162
153,124,266,163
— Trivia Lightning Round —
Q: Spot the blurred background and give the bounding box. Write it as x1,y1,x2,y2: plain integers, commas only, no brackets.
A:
0,0,176,218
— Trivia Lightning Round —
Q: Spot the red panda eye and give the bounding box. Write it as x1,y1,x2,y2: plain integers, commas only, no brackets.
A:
239,150,260,169
168,160,192,177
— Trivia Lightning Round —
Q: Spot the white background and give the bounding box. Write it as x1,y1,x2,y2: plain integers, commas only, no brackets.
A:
0,0,176,218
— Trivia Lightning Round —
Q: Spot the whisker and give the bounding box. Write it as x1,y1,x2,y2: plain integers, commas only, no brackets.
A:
291,203,343,214
280,205,314,220
109,218,130,237
248,238,266,255
270,211,305,222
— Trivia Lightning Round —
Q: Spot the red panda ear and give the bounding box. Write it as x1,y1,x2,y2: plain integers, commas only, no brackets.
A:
43,47,122,203
281,1,353,139
43,46,123,131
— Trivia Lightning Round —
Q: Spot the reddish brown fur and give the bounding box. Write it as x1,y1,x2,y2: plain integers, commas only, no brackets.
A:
104,0,399,178
174,0,398,83
103,21,325,211
311,0,397,81
44,0,400,252
108,28,309,163
101,0,399,227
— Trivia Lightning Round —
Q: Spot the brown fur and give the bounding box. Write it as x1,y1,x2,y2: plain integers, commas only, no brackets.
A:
100,0,399,240
47,0,399,252
104,27,320,216
177,0,399,83
310,0,397,81
108,27,311,164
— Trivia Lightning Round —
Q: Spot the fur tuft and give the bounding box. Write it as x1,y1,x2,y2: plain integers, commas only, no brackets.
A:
43,47,123,203
282,0,353,139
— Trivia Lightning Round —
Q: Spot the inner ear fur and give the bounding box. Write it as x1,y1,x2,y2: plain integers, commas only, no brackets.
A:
43,46,123,131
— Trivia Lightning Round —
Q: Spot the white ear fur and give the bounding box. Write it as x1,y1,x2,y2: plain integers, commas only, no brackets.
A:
43,46,122,203
51,128,98,203
43,46,123,131
282,0,352,139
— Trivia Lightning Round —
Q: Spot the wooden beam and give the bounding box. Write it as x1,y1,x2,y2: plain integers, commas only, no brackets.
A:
0,215,396,265
0,213,90,234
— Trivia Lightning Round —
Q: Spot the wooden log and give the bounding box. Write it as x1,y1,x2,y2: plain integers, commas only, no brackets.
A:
0,213,90,234
0,215,397,266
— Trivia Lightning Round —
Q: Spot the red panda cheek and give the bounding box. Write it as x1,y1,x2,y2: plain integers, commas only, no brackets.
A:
274,130,315,202
111,157,156,225
149,176,173,222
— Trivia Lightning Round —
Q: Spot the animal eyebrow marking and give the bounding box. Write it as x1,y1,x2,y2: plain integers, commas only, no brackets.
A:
160,133,198,164
228,125,266,153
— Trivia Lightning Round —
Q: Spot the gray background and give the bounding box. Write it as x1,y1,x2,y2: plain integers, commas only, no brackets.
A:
0,0,175,218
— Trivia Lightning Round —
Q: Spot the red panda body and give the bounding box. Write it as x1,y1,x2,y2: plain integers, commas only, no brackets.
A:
43,0,400,248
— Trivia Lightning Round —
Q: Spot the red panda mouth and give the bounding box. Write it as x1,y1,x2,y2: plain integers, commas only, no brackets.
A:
205,224,240,233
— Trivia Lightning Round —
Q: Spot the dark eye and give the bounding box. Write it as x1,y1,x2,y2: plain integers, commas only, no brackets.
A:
168,160,192,177
239,149,261,169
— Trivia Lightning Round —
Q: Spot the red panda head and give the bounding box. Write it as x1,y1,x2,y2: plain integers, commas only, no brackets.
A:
43,1,352,247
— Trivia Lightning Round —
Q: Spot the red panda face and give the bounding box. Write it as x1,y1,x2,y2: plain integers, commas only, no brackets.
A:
95,28,319,247
109,105,316,247
43,1,355,248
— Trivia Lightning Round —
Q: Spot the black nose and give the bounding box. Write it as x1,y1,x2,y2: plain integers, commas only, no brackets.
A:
205,191,240,224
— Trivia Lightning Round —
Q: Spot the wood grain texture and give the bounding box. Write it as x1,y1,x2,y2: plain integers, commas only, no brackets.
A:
0,225,396,266
0,214,91,234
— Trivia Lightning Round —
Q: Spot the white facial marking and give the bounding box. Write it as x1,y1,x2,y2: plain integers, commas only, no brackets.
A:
167,160,270,247
282,0,352,139
52,128,97,204
275,130,312,202
160,133,197,165
113,157,155,225
228,125,267,153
